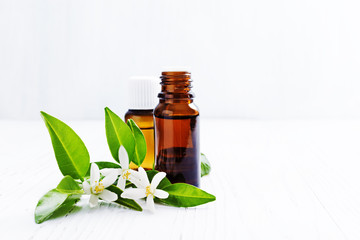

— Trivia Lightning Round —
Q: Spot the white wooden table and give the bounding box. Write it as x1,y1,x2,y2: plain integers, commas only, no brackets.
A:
1,119,360,240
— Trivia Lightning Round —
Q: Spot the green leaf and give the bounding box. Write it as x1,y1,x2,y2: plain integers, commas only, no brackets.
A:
56,175,84,194
105,107,135,163
47,196,80,220
125,181,136,189
107,185,142,211
35,189,80,224
127,119,147,167
160,183,216,207
35,176,83,224
40,111,90,180
85,161,121,177
146,170,172,189
201,153,211,177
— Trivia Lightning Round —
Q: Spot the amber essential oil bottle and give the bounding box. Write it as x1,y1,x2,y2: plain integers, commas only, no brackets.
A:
125,76,158,170
154,70,200,187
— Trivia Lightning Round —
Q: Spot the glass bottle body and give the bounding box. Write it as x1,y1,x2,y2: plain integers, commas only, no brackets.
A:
154,71,200,187
125,109,155,170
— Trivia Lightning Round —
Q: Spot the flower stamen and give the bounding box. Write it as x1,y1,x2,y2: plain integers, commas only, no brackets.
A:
122,170,131,180
145,185,152,197
94,180,104,194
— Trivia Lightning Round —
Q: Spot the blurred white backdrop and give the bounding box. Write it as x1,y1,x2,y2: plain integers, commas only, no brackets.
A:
1,0,360,120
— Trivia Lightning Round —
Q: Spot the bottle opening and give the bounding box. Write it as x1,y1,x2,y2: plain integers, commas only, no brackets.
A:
161,71,191,78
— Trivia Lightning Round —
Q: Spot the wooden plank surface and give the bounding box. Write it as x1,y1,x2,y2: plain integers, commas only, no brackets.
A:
1,119,359,240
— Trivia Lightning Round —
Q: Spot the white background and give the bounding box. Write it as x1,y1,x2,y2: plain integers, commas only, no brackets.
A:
1,0,360,120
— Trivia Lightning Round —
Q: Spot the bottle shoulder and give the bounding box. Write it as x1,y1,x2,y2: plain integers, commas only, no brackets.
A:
154,103,199,118
125,110,154,129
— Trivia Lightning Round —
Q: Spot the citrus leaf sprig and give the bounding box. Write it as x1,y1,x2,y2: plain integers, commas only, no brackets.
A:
35,108,215,224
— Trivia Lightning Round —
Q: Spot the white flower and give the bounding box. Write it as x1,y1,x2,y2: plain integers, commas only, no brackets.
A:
121,167,169,212
115,146,139,190
83,163,118,208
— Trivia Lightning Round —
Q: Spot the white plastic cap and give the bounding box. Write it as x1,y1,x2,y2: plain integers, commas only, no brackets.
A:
128,76,159,110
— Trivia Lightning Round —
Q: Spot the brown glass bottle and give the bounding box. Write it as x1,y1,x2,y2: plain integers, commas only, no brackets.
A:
125,109,155,170
154,71,200,187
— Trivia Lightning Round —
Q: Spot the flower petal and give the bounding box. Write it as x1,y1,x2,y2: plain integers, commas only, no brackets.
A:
154,189,169,199
90,163,100,186
129,177,144,189
128,170,146,188
82,181,91,194
101,171,118,188
89,194,99,208
117,177,126,191
151,172,166,191
119,146,129,169
99,189,118,202
138,167,150,186
128,169,140,180
146,195,155,212
121,188,146,199
100,168,118,176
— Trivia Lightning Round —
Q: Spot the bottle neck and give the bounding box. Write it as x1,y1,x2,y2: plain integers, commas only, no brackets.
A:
158,71,194,104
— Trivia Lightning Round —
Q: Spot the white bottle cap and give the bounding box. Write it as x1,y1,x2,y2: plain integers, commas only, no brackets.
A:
128,76,159,110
